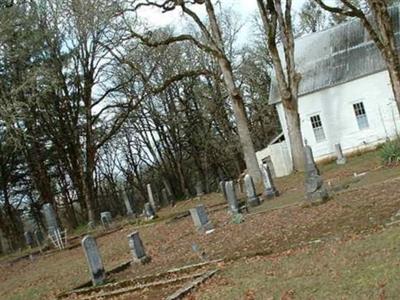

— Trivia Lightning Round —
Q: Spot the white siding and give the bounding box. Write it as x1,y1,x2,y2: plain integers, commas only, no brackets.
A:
276,70,400,162
255,141,293,178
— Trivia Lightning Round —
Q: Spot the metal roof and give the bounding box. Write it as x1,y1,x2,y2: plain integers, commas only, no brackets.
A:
269,5,400,105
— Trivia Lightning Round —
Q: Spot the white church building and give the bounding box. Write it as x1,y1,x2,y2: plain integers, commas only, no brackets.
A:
257,5,400,177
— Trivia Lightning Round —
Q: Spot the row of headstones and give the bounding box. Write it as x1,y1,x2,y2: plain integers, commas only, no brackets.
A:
105,140,341,231
82,231,150,285
188,164,279,233
190,143,337,233
82,143,338,285
38,142,339,250
219,163,279,213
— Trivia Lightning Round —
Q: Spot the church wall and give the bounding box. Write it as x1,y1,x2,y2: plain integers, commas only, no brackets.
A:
275,70,400,165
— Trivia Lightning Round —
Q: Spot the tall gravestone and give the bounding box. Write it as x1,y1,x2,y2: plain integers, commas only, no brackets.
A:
195,181,205,197
82,235,105,285
189,205,214,232
42,203,60,235
304,144,329,204
335,143,347,165
225,181,239,213
261,163,279,198
244,174,261,207
147,184,158,212
121,188,134,216
127,232,150,264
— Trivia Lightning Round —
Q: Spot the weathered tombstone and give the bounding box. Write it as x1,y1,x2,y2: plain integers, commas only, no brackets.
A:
335,143,347,165
195,181,205,197
304,144,329,204
121,188,134,216
42,203,60,234
147,183,158,212
244,174,261,207
81,235,105,285
225,181,239,213
219,180,227,201
100,212,112,229
127,232,150,264
144,202,156,220
261,163,279,199
189,205,214,232
24,231,34,248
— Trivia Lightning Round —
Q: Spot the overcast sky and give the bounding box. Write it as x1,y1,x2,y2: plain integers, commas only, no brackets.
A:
141,0,307,28
138,0,309,46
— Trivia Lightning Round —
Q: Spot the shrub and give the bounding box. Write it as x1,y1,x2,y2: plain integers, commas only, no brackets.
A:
379,138,400,165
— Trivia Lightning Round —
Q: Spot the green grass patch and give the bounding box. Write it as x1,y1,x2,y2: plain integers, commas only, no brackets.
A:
198,227,400,300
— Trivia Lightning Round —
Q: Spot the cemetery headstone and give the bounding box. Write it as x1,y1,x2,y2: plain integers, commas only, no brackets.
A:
81,235,105,286
261,163,279,199
121,188,134,216
100,211,112,229
335,143,347,165
244,174,261,207
127,231,150,264
42,203,60,234
144,202,157,220
189,205,214,232
225,181,239,213
147,183,158,211
304,144,329,204
195,181,205,197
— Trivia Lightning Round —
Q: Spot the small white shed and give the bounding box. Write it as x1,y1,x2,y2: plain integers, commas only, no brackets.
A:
256,133,293,178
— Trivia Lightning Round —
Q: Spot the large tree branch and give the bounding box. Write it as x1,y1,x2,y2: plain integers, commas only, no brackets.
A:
125,30,222,58
315,0,386,53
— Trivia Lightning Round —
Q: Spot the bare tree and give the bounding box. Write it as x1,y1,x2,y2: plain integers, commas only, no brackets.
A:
298,0,327,34
127,0,263,183
256,0,305,171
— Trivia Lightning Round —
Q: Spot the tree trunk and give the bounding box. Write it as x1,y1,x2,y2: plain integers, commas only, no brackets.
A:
85,148,96,224
284,103,305,171
218,58,263,184
204,0,262,185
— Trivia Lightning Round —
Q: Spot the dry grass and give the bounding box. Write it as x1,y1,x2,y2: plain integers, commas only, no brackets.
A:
1,150,400,299
194,225,400,300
